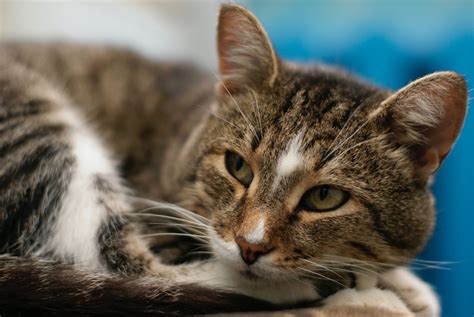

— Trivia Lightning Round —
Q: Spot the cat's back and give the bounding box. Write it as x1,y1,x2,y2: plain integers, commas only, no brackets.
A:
0,42,214,124
0,43,215,191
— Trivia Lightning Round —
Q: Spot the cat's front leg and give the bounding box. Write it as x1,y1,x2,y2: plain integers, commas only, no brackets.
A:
322,287,413,316
322,267,439,317
161,259,320,305
380,267,440,317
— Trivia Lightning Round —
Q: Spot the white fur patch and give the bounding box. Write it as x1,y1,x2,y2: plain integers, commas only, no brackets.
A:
36,109,117,269
324,288,411,313
272,131,305,190
245,217,265,244
356,273,378,290
207,230,319,303
175,258,319,304
382,267,440,317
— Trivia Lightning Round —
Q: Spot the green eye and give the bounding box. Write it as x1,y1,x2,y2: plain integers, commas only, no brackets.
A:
300,185,350,212
225,151,253,187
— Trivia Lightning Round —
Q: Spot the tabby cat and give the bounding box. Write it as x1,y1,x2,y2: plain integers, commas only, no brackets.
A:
0,4,467,316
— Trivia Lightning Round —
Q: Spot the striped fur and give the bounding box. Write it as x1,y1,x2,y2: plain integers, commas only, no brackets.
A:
0,3,467,316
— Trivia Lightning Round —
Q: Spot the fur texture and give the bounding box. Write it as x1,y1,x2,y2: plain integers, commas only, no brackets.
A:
0,3,467,316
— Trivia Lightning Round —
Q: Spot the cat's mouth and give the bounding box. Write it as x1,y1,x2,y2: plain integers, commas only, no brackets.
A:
209,231,288,282
239,268,262,280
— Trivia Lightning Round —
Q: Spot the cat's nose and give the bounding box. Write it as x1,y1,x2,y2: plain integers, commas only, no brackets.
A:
235,237,271,265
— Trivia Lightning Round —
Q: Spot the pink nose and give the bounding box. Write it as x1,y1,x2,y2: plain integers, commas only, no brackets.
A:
235,237,272,265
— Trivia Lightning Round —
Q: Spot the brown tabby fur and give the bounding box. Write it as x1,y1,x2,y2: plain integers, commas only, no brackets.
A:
0,3,467,316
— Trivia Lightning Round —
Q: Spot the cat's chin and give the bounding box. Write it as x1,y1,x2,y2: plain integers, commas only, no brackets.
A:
220,261,321,304
238,268,263,281
219,257,292,283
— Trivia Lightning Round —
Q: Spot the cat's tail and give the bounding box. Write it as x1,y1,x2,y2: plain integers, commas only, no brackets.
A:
0,255,276,316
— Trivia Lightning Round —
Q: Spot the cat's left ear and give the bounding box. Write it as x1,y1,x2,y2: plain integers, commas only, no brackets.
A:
383,71,467,178
217,4,279,94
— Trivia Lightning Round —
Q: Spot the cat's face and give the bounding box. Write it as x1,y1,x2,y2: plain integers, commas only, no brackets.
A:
199,68,432,282
181,4,467,283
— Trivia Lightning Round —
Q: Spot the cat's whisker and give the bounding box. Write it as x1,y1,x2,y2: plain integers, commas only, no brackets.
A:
396,256,456,269
329,135,386,163
406,261,452,271
210,112,242,131
139,232,209,243
323,106,361,159
320,263,382,279
296,267,347,288
130,197,210,223
147,222,209,235
410,258,454,265
250,89,263,136
300,258,345,279
213,73,259,141
320,255,387,276
130,213,210,230
283,268,317,288
198,103,247,136
321,101,387,165
323,254,450,271
323,254,382,268
318,260,383,280
321,118,372,163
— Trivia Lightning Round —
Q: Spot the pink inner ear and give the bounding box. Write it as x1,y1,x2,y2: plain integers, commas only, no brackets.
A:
217,12,241,86
217,7,260,93
417,84,467,174
424,91,466,157
216,5,278,95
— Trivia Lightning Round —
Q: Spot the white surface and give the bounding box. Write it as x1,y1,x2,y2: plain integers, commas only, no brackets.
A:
0,0,220,70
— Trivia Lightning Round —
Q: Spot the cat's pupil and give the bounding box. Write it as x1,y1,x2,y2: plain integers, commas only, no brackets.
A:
235,157,244,171
319,186,329,200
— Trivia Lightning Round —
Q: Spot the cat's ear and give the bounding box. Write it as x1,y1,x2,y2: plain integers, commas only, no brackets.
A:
383,71,467,177
217,4,279,94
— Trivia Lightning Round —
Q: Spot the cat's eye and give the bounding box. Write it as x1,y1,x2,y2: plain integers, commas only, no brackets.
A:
300,185,349,212
224,151,253,187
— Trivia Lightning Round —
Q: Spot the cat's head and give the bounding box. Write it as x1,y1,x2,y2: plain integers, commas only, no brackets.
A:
182,4,467,283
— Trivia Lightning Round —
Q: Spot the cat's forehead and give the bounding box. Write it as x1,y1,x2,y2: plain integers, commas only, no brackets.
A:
251,67,388,154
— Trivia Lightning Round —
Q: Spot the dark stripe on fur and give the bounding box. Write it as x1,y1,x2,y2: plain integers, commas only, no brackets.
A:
0,255,282,316
0,98,49,123
347,241,378,259
250,129,263,151
367,205,411,249
271,82,302,126
0,144,62,190
0,125,65,159
98,216,148,274
0,143,73,253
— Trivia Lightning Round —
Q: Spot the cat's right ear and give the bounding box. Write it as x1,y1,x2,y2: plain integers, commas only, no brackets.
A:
381,71,467,178
217,4,279,94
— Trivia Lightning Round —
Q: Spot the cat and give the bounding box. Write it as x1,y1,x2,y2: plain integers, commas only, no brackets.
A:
0,3,466,316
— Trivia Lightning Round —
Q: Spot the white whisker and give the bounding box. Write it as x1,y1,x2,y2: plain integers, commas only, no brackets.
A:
213,73,259,141
131,197,210,223
330,135,385,163
323,106,361,157
296,267,347,288
139,232,209,243
251,89,263,135
131,213,211,229
300,258,345,279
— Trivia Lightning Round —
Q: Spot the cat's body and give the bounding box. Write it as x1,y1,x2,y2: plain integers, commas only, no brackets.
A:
0,4,467,316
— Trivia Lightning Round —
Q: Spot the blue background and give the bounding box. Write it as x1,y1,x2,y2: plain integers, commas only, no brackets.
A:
243,1,473,315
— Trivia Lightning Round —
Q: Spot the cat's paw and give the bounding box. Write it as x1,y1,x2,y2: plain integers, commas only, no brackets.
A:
381,267,440,317
323,288,412,315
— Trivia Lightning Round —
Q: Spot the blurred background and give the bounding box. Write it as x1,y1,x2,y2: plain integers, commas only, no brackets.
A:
0,1,472,315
